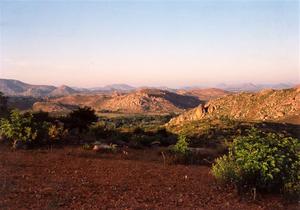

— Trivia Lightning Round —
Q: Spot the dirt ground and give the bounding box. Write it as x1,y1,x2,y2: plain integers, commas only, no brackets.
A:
0,145,298,210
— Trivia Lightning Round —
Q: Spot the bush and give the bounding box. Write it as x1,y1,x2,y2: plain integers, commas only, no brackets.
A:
168,134,195,164
65,106,98,132
48,124,68,142
88,121,116,139
172,133,189,155
0,110,38,146
0,92,8,117
0,109,69,148
212,128,300,197
32,111,52,122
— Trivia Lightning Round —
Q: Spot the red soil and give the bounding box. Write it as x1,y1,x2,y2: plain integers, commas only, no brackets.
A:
0,145,297,210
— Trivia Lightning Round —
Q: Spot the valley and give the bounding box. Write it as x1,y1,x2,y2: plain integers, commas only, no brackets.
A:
0,79,299,209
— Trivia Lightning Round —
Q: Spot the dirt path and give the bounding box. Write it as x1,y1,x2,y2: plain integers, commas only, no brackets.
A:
0,146,297,210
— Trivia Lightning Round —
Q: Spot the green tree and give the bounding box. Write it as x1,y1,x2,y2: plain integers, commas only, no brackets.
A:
0,110,38,145
65,106,98,132
0,92,8,116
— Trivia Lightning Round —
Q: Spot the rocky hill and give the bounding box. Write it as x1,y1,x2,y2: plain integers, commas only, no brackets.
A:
0,79,81,97
177,88,230,101
0,79,56,97
168,88,300,126
34,88,201,114
32,102,79,114
99,89,201,113
50,94,110,108
49,85,78,97
90,84,135,92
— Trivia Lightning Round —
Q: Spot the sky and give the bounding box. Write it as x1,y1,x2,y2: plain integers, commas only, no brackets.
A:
0,0,299,88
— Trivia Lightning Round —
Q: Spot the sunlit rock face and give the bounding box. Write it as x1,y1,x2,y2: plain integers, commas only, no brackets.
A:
167,88,300,126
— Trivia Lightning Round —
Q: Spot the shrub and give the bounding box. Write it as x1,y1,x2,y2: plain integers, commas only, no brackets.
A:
65,106,98,132
88,121,116,139
211,155,238,183
212,127,300,197
0,110,38,146
0,92,8,116
133,126,144,134
168,134,195,164
32,111,52,122
173,133,189,155
48,124,68,142
0,110,69,148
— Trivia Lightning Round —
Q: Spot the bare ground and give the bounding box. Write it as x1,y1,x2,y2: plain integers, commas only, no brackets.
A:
0,145,298,210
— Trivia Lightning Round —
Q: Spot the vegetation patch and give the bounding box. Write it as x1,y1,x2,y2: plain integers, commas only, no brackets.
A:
212,128,300,199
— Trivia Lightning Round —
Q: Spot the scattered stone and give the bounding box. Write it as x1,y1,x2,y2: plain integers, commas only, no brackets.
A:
150,141,160,147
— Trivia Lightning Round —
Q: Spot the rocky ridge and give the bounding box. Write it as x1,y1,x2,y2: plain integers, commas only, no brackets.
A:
168,88,300,126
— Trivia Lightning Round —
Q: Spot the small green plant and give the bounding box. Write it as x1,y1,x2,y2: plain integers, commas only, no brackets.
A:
173,133,189,155
212,127,300,197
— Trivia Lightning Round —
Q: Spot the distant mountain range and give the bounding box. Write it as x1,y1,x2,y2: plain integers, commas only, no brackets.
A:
89,84,136,92
0,79,136,97
0,79,57,97
214,82,294,92
0,78,296,98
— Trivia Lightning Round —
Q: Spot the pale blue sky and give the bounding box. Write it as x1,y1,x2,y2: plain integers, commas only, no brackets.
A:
0,0,299,87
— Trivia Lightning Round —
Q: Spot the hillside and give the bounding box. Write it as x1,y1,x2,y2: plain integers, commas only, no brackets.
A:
35,89,201,114
0,79,56,97
49,85,78,97
0,79,137,97
99,89,201,113
168,88,300,126
0,79,80,97
32,102,79,114
50,94,110,108
177,88,230,101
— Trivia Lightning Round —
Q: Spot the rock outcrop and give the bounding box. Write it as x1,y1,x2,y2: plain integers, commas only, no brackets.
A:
168,88,300,126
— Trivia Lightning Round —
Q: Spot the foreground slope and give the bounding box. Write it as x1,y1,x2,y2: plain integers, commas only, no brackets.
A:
168,88,300,126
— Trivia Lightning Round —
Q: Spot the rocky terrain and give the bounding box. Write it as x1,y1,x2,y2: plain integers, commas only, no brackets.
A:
98,89,201,113
177,88,230,101
34,89,201,114
168,87,300,126
32,102,79,114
